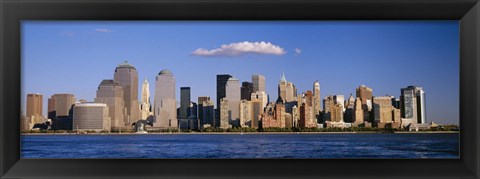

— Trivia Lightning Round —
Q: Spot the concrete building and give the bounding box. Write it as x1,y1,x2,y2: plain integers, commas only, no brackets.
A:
260,101,287,128
73,103,111,132
114,61,140,125
299,103,316,128
344,94,355,123
226,77,241,127
356,85,373,121
154,69,177,128
94,80,126,130
373,96,402,128
180,87,191,119
216,74,233,113
198,96,212,127
313,81,321,115
241,82,254,100
250,91,267,128
200,100,215,128
400,86,427,125
240,100,252,127
48,94,76,130
252,74,266,92
323,95,344,123
353,97,365,124
219,98,230,129
140,79,153,120
26,93,43,124
278,72,296,103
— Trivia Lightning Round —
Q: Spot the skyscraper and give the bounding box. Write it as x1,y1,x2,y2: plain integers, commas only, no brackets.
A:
154,69,177,128
400,86,427,124
313,81,321,115
219,98,230,129
114,61,140,125
252,74,266,92
180,87,191,119
140,79,153,120
250,91,267,129
356,85,373,122
226,77,241,127
48,93,76,130
278,72,296,103
216,74,233,110
94,79,126,130
200,100,215,128
26,93,43,124
241,82,254,100
48,94,76,118
240,100,252,127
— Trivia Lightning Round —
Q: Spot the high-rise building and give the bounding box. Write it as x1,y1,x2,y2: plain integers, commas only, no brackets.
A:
241,82,254,100
323,95,343,122
154,69,177,128
48,94,76,118
114,61,140,124
219,98,230,129
180,87,191,119
344,94,355,123
140,79,153,120
216,74,233,111
250,91,267,129
48,93,76,130
278,72,296,103
356,85,373,122
333,95,345,112
200,100,215,128
353,97,364,124
72,103,111,132
240,100,252,127
26,93,43,124
226,77,241,127
197,96,211,127
400,86,427,124
373,96,402,128
299,103,316,128
313,81,321,115
94,80,126,130
252,74,266,92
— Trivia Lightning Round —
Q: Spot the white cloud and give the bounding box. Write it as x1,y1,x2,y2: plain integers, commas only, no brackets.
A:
95,28,112,33
294,48,302,56
192,41,286,57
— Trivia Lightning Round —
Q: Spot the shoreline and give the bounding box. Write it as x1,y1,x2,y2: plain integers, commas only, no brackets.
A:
21,131,459,135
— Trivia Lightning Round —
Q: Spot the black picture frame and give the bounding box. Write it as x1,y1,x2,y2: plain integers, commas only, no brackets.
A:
1,0,479,178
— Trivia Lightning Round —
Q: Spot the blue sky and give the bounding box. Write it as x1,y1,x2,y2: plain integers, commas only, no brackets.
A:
22,21,459,125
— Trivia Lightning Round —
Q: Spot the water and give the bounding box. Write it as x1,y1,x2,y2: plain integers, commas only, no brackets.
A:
21,133,459,159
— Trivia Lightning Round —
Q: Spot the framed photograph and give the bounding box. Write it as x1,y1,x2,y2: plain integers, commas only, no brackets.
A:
1,0,479,178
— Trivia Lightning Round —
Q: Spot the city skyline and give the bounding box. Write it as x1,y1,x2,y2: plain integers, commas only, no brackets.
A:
22,21,459,125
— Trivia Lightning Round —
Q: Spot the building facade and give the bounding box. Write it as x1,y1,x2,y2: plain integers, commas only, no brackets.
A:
73,103,111,132
26,93,43,124
241,82,254,100
114,61,140,124
140,79,153,120
154,69,177,128
180,87,191,119
226,77,241,127
94,80,126,130
252,74,266,92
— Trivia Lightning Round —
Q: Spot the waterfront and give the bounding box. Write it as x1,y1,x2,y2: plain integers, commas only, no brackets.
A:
21,133,459,159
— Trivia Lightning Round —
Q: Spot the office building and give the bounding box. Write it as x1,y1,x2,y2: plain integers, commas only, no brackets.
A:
180,87,191,119
219,98,230,129
94,80,126,130
313,81,321,115
154,69,177,128
240,100,252,127
278,72,296,103
241,82,254,100
114,61,140,124
72,103,111,132
26,93,43,124
252,74,266,92
400,86,427,124
216,74,233,111
140,79,153,120
225,77,241,127
200,100,215,128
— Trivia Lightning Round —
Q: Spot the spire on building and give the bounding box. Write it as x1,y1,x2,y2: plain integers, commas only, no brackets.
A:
280,72,287,82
